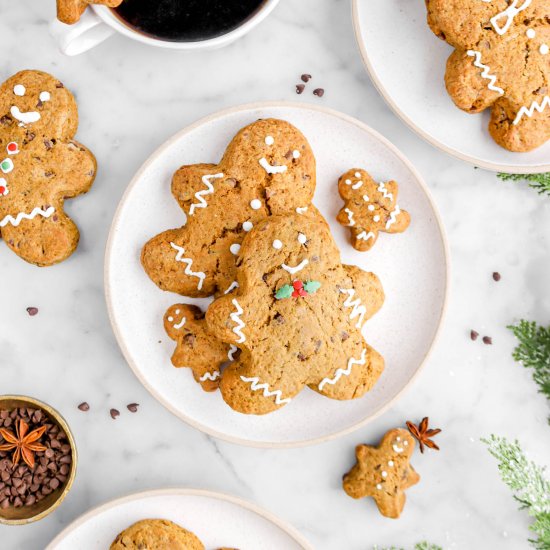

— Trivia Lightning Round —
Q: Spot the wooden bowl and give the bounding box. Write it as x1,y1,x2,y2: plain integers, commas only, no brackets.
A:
0,395,77,525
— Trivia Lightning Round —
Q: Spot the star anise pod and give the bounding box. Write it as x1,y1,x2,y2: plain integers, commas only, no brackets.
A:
406,417,441,453
0,419,47,468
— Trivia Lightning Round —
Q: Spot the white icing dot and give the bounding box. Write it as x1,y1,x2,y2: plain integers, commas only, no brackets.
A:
388,460,394,467
540,44,549,55
272,239,283,250
354,172,361,178
527,29,536,39
345,179,352,185
167,316,174,322
373,215,380,222
362,195,369,202
298,233,307,244
250,199,262,210
368,205,375,211
376,484,382,490
175,309,180,314
243,221,253,232
396,437,401,441
13,85,25,96
230,244,241,255
293,150,300,159
265,135,274,145
39,91,51,102
381,471,388,478
404,440,409,446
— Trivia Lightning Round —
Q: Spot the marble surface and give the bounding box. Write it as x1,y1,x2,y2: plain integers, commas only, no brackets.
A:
1,1,549,548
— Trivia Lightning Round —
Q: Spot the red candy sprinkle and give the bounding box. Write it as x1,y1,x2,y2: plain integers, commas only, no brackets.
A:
7,142,18,154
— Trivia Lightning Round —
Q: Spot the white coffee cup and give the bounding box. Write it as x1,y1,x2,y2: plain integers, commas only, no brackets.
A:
50,0,280,56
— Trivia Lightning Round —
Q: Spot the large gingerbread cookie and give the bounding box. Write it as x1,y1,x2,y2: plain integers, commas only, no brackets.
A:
0,70,96,266
141,118,316,298
57,0,123,25
206,213,385,415
426,0,550,152
343,428,420,519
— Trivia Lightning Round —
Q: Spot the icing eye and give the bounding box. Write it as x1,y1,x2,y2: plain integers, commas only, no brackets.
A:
292,150,300,159
297,233,307,244
272,239,283,250
230,244,241,255
13,85,25,96
167,316,174,322
265,136,274,145
39,91,51,102
354,171,361,178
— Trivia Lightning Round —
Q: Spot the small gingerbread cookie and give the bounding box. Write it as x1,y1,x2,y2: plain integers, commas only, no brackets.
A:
0,70,96,266
164,304,231,392
425,0,550,152
110,519,204,550
336,169,410,252
206,213,385,415
343,428,420,519
56,0,123,25
141,118,317,299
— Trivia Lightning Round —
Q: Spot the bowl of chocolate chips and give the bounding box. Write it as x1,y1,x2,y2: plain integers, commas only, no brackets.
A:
0,395,76,525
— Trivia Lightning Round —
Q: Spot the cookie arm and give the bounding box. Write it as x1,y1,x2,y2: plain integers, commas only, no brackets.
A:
343,265,385,321
171,163,222,211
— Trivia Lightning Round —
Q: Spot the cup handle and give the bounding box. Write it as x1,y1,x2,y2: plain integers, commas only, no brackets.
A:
49,9,115,56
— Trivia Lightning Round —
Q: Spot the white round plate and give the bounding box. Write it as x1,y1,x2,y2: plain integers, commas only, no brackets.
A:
353,0,550,173
105,101,449,448
46,488,312,549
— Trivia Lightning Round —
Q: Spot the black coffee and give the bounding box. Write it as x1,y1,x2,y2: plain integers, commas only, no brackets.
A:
113,0,267,42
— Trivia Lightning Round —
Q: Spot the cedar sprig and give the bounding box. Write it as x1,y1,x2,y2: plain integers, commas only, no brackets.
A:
508,321,550,415
498,173,550,197
482,435,550,549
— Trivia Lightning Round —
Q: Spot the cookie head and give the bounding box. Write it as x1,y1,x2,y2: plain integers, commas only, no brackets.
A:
0,71,77,138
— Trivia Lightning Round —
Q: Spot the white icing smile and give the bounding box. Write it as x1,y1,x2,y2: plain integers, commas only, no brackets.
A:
392,443,404,453
10,106,40,125
259,157,288,175
281,258,309,275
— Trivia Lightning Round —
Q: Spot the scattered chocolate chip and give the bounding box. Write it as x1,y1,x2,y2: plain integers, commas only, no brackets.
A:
296,84,305,95
492,272,501,282
109,408,120,420
341,331,350,341
26,307,38,316
301,74,312,83
470,330,479,341
77,402,89,412
313,88,325,97
297,353,306,361
274,313,285,324
127,403,139,413
482,336,493,345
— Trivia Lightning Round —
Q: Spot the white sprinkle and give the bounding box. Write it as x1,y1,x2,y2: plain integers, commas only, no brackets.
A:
272,239,283,250
373,215,380,222
39,91,51,102
230,244,241,255
298,233,307,244
293,150,300,158
527,29,536,38
242,221,253,232
368,205,375,211
540,44,549,55
265,135,274,145
250,199,262,210
13,85,25,96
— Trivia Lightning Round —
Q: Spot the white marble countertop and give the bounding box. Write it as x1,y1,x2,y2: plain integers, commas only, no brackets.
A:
1,1,549,549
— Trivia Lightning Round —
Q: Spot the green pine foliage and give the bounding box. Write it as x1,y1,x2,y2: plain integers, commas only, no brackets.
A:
498,173,550,196
373,543,442,550
482,435,550,549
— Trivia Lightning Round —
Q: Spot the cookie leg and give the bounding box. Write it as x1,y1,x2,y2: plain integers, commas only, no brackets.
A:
1,209,80,266
56,0,87,24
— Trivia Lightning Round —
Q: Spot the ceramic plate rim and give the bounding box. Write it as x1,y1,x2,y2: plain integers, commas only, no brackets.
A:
104,100,451,448
351,0,550,174
45,487,313,550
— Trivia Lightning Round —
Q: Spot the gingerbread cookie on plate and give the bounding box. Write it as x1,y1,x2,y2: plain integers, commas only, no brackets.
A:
57,0,123,25
336,168,410,252
141,118,317,298
426,0,550,152
206,213,385,415
0,70,96,266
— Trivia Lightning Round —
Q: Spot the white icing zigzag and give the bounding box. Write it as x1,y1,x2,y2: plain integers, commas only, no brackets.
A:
513,96,550,125
357,231,375,242
228,344,238,361
189,173,224,216
377,182,394,202
491,0,532,36
230,299,246,343
318,348,367,391
344,208,355,226
170,242,206,290
340,288,367,329
0,206,55,228
200,371,220,382
385,205,401,230
224,281,239,295
240,376,291,405
466,50,504,95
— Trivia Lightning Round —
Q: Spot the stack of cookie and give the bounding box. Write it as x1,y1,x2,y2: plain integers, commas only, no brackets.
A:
141,119,410,415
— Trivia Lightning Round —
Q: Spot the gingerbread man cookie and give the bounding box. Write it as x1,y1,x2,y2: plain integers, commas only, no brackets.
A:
141,118,317,299
426,0,550,152
205,213,385,415
336,169,410,252
343,428,420,519
0,70,96,266
164,304,231,392
57,0,123,25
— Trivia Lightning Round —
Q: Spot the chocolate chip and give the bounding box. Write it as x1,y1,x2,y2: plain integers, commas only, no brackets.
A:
127,403,139,413
470,330,479,341
301,74,312,82
274,313,285,324
183,333,196,347
55,82,64,88
0,116,11,126
341,331,349,341
492,272,501,281
26,307,38,316
482,336,493,345
43,139,53,151
77,402,90,412
296,84,305,94
297,353,306,361
110,409,120,420
313,88,325,97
